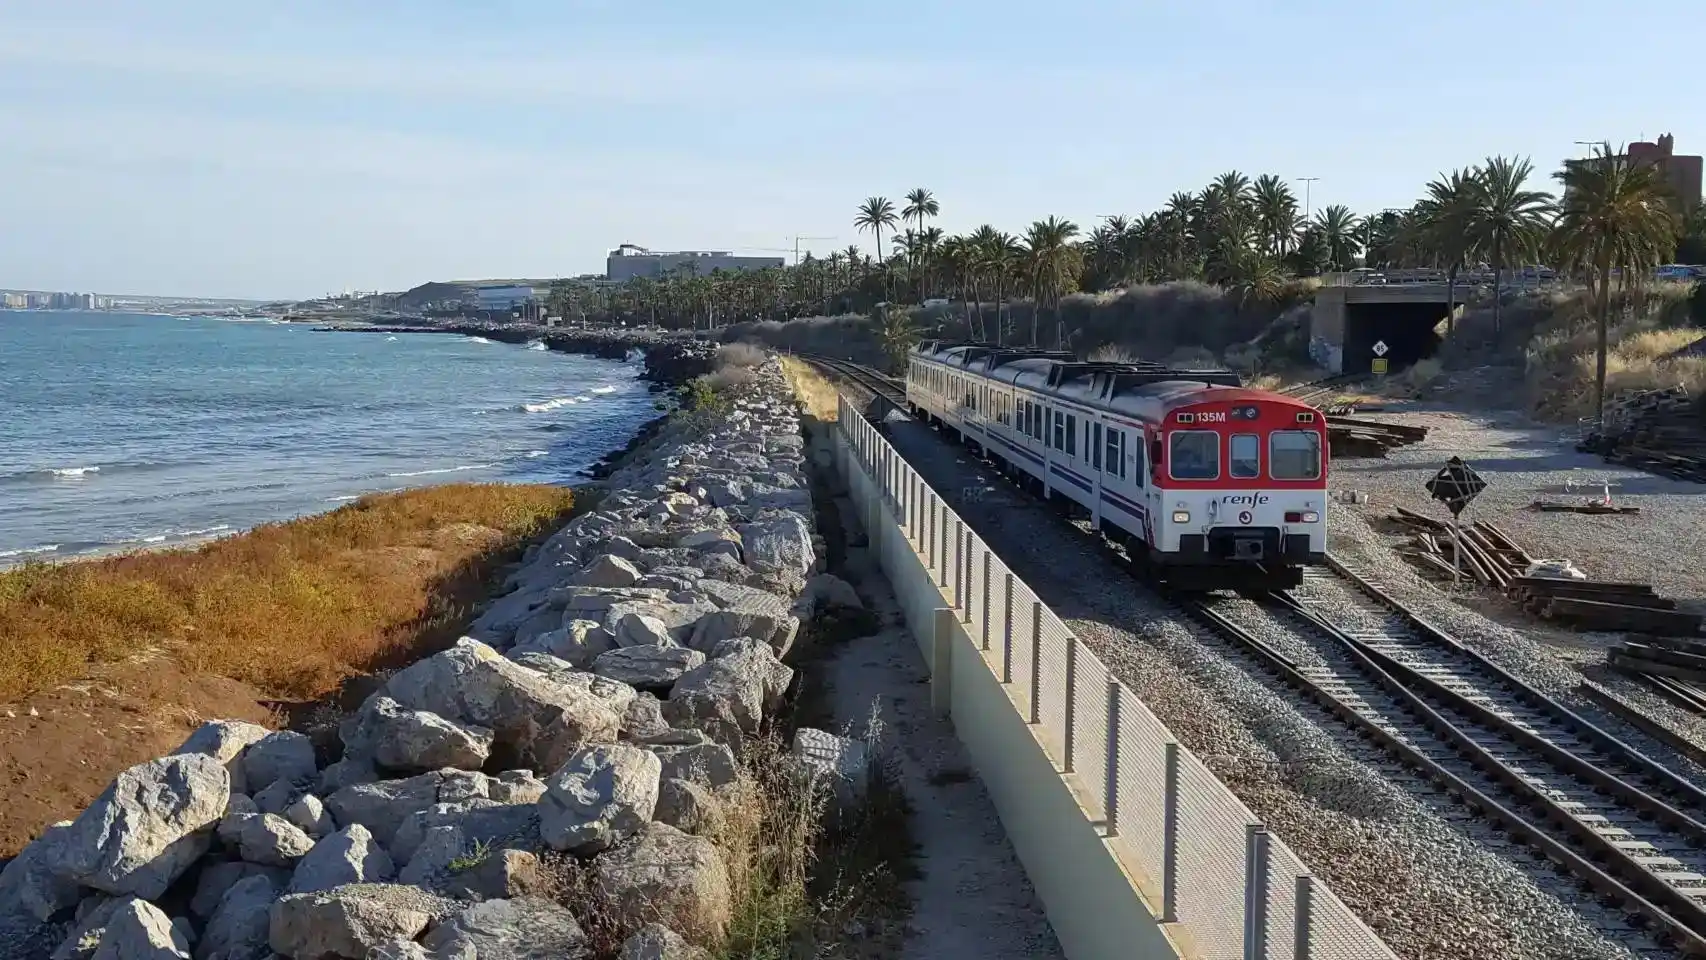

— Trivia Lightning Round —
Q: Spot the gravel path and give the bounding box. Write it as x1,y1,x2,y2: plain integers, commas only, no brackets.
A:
874,414,1672,960
822,488,1064,960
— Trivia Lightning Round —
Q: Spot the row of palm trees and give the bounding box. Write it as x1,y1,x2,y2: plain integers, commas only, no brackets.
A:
547,146,1699,417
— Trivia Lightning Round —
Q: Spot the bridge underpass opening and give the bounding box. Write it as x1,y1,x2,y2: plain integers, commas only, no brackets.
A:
1342,301,1447,375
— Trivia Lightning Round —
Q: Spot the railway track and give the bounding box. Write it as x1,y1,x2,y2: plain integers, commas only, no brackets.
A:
797,354,908,407
813,350,1706,952
1277,374,1370,414
1188,559,1706,956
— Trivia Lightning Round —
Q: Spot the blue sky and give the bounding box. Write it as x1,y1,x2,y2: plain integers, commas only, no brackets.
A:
1,0,1699,300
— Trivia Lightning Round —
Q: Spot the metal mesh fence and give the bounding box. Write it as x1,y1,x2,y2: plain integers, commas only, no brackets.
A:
1309,877,1400,960
1263,838,1309,960
1164,747,1254,960
1071,650,1111,815
831,397,1397,960
1110,689,1172,892
1035,611,1073,766
1007,577,1043,725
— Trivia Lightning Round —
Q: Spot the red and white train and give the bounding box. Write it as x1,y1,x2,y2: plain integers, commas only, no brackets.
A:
905,341,1329,592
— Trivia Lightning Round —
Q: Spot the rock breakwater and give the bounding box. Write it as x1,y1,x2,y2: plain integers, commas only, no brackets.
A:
318,323,719,386
0,357,871,959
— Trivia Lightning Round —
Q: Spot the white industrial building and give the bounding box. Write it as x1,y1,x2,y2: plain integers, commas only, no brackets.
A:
606,244,785,282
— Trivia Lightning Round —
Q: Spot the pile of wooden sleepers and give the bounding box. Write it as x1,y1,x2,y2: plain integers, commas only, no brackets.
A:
1326,415,1429,459
1577,386,1706,483
1386,506,1702,636
1277,377,1431,458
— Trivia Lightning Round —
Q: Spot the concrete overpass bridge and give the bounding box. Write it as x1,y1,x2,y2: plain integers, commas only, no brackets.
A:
1310,274,1462,376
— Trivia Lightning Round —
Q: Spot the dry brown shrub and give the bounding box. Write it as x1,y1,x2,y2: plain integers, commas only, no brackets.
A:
0,483,575,704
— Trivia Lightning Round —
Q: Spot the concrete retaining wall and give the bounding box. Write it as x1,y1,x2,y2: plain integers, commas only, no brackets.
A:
835,424,1186,960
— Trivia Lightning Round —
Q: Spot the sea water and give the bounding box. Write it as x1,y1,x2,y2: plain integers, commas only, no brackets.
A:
0,311,659,564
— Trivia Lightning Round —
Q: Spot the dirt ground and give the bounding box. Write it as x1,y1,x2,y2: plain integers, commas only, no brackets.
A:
819,506,1065,959
0,654,276,859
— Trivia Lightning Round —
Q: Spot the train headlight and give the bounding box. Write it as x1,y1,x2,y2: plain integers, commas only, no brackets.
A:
1171,510,1191,524
1302,511,1319,523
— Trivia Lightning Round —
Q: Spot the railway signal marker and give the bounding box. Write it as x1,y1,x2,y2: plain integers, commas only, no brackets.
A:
1372,340,1389,357
1425,457,1486,518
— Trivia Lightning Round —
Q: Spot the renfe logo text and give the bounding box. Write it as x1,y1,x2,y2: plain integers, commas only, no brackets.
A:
1220,493,1271,505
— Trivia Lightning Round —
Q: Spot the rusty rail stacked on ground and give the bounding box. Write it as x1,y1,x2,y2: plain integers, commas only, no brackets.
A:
1385,507,1703,637
1578,386,1706,484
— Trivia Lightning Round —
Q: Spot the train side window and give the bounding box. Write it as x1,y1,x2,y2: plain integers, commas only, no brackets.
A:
1169,431,1220,480
1230,434,1261,480
1150,437,1163,484
1053,411,1064,450
1065,414,1077,456
1270,430,1323,480
1104,428,1119,478
1092,423,1103,469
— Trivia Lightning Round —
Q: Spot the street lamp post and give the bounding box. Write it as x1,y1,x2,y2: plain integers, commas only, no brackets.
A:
1296,177,1320,220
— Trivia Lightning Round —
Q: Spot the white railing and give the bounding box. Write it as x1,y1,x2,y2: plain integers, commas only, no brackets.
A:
835,395,1398,960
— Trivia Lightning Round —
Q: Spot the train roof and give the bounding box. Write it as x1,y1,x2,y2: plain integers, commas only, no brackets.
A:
910,340,1312,420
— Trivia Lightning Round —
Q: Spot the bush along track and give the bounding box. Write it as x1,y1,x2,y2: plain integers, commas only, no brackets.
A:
0,356,892,960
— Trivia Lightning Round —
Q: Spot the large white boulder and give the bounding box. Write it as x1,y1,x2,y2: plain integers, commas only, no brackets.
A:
267,884,447,960
340,696,494,774
47,754,230,899
289,824,395,895
420,898,590,959
593,823,731,943
539,744,661,855
379,639,620,769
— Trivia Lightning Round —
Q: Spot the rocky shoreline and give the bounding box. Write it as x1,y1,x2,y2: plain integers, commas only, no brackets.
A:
0,357,873,959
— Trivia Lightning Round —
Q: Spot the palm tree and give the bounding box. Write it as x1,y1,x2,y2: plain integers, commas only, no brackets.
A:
902,189,939,302
1252,174,1300,257
1415,168,1482,330
1313,205,1361,271
1549,143,1681,422
1022,216,1082,348
876,305,920,373
1462,156,1556,335
854,197,899,266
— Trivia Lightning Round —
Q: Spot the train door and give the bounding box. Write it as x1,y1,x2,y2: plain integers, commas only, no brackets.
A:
1089,417,1104,528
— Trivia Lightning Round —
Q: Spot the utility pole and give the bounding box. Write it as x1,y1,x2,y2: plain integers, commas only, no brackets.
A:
788,235,836,265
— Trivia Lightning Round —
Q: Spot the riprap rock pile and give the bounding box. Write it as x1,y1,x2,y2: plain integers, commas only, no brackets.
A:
0,356,869,960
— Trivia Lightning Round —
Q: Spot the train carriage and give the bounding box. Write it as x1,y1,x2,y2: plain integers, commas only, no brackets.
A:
905,341,1328,592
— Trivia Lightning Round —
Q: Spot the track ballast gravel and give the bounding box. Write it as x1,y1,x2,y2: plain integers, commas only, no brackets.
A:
872,414,1671,960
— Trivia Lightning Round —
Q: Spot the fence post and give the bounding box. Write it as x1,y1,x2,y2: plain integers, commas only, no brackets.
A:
980,552,992,651
962,529,974,623
1294,875,1314,960
1103,681,1122,835
1063,640,1079,774
930,607,954,717
1162,741,1180,924
1244,825,1271,960
953,520,965,610
1028,602,1043,725
927,496,937,579
1001,574,1015,684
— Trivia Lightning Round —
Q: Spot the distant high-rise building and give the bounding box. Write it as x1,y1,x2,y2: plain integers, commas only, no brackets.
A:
606,244,785,283
1566,134,1702,217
